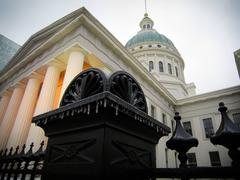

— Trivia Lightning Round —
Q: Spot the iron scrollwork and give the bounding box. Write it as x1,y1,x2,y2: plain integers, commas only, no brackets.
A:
108,71,148,113
60,68,107,107
60,69,148,113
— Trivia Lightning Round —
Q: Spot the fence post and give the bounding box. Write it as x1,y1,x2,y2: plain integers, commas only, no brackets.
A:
210,102,240,167
33,69,171,180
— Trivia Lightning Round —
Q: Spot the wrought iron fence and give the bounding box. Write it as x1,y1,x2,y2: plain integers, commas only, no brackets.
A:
0,142,45,180
143,102,240,180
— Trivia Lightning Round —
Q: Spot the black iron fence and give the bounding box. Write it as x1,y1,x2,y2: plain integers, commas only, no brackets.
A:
0,142,45,180
0,69,239,180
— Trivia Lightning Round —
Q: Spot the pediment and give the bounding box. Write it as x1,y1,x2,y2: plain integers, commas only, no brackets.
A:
1,7,87,75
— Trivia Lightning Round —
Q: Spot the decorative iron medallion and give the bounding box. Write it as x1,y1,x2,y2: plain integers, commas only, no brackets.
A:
108,71,148,113
60,68,107,107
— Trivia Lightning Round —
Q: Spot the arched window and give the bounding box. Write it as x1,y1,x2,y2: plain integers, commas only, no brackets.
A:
159,61,164,72
147,24,150,29
175,67,178,77
168,63,172,74
149,61,154,72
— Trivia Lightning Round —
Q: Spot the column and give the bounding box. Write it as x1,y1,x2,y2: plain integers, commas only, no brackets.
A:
60,49,85,99
6,76,42,148
26,63,61,151
0,91,11,125
0,85,25,149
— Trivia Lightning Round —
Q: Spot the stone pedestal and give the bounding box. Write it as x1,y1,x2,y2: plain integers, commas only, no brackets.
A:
33,69,170,179
34,92,169,180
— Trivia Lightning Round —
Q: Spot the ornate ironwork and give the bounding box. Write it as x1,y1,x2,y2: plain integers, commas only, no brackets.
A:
60,68,107,107
60,69,148,113
166,112,198,168
108,71,148,113
0,142,45,180
211,102,240,166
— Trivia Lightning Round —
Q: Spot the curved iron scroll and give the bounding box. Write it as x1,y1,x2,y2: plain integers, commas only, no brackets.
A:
60,69,148,113
60,68,107,107
108,71,148,113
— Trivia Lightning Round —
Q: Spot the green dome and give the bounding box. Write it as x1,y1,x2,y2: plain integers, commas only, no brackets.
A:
125,30,176,49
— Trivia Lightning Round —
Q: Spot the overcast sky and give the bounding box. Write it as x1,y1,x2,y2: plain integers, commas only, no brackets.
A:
0,0,239,94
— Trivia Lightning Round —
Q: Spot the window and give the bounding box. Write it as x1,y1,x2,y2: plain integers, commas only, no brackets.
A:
209,151,221,166
233,113,240,128
203,118,214,138
159,61,164,72
147,24,150,29
143,25,146,29
162,113,166,125
150,105,156,118
157,44,161,48
187,153,197,167
148,45,152,48
168,63,172,74
139,46,143,49
175,67,178,77
149,61,154,72
183,121,193,136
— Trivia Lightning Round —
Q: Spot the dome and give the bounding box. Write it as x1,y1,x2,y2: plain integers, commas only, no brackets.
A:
125,30,176,49
125,13,176,49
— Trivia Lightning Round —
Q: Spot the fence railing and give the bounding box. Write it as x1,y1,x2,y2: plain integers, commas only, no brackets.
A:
0,142,45,180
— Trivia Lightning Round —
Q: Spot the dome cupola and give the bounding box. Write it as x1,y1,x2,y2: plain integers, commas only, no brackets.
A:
139,13,154,30
125,14,176,50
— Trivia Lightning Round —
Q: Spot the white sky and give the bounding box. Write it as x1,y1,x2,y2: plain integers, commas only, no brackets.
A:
0,0,239,94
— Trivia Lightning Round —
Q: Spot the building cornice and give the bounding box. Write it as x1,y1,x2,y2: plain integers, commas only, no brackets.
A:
176,85,240,106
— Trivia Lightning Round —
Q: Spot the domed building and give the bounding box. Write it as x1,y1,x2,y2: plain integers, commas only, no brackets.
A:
0,7,239,173
126,13,195,99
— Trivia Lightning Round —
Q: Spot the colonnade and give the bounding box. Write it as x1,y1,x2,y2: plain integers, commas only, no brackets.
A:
0,48,87,151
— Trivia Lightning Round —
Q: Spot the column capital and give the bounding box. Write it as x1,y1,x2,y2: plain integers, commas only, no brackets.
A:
28,72,44,82
46,60,66,71
0,90,12,97
13,82,26,89
65,45,88,56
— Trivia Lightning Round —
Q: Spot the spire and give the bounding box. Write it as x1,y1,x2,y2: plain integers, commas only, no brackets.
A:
145,0,147,14
139,0,154,30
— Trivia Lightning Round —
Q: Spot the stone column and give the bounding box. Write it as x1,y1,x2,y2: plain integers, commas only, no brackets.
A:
0,91,11,125
0,85,25,149
60,49,85,99
6,76,42,148
26,63,61,151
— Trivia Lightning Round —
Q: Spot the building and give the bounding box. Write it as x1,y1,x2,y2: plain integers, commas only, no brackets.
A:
0,7,239,168
234,49,240,78
0,34,20,72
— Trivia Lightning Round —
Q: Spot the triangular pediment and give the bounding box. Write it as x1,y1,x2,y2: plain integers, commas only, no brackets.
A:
1,7,88,75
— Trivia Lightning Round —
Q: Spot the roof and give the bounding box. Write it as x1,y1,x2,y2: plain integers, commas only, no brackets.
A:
125,30,176,49
125,13,176,49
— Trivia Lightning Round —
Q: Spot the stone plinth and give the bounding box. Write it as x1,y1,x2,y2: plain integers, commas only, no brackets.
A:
34,92,170,179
